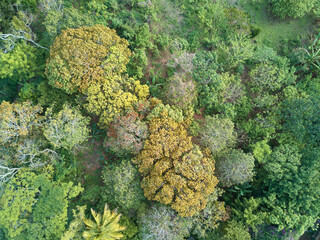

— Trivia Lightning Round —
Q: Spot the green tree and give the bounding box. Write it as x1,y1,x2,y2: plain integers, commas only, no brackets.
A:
269,0,317,18
222,220,251,240
216,149,255,187
61,206,87,240
217,32,254,70
190,189,229,238
83,203,126,240
199,115,236,154
249,59,295,92
281,95,320,147
102,159,146,213
192,51,243,114
0,168,83,239
259,145,320,235
43,104,90,149
0,42,38,82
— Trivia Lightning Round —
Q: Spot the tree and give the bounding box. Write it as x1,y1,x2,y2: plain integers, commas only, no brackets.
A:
82,203,126,240
199,115,236,154
43,104,90,149
0,168,83,239
216,149,255,187
190,189,229,238
192,51,243,114
281,95,320,147
217,32,254,70
41,4,94,42
0,11,48,53
137,204,192,240
102,159,146,213
0,100,42,144
269,0,317,18
0,42,38,81
85,76,149,127
222,220,251,240
146,102,185,122
249,61,295,92
164,73,196,110
105,109,148,156
45,25,131,94
258,145,320,235
133,111,218,217
61,206,87,240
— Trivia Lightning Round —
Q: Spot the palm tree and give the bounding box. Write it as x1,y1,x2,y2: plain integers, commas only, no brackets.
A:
82,204,126,240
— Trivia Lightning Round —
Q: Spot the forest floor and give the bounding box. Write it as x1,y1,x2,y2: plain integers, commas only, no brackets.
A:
79,140,105,175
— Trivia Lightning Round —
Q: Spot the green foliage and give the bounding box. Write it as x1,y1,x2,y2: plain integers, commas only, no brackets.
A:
192,51,243,114
222,220,251,240
249,53,296,92
295,33,320,74
35,81,76,110
18,82,37,102
102,159,146,213
240,113,277,143
217,32,254,70
190,189,229,238
44,104,90,149
252,140,272,162
119,215,139,240
232,197,267,232
137,204,192,240
0,169,83,240
259,145,320,235
41,2,94,43
83,203,126,240
269,0,317,18
216,149,255,187
0,42,38,82
281,95,320,147
61,206,86,240
192,50,219,87
182,0,241,46
199,115,236,154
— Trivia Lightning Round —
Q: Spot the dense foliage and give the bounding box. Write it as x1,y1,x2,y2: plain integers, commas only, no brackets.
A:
0,0,320,239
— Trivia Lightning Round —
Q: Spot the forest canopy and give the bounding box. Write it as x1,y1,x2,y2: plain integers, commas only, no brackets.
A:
0,0,320,239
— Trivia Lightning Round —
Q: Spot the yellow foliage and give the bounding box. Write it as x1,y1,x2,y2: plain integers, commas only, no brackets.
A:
46,25,131,94
85,76,149,127
133,111,218,217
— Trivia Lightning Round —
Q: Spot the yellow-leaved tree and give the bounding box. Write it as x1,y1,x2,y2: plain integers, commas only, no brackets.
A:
85,76,149,126
133,109,218,217
46,25,150,127
46,25,131,94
